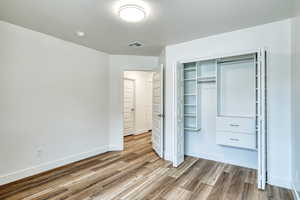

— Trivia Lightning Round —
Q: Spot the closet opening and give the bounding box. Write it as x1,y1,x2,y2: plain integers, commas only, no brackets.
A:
175,50,267,190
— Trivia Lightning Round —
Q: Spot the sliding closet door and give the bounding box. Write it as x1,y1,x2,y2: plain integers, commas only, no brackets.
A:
257,50,267,190
152,64,164,158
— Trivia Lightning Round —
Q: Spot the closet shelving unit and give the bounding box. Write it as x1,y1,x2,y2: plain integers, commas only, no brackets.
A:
183,62,199,132
216,54,257,150
197,60,217,84
177,49,267,190
183,60,217,133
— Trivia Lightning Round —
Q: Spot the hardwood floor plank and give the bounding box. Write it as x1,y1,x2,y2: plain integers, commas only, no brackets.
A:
164,187,192,200
224,167,247,200
188,183,213,200
206,172,232,200
0,132,293,200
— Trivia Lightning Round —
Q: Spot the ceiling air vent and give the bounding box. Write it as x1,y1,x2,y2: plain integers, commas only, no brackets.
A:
128,41,143,47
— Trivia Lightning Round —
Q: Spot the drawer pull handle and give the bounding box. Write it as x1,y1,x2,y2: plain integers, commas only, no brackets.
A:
229,138,240,141
230,124,240,127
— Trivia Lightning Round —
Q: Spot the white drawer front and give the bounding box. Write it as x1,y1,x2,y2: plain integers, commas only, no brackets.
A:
216,117,255,134
216,131,256,150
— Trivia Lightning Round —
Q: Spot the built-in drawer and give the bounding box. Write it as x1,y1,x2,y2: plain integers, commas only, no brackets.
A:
216,117,255,134
216,131,256,150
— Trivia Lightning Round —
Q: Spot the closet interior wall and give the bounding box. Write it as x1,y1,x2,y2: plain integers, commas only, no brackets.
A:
182,54,258,169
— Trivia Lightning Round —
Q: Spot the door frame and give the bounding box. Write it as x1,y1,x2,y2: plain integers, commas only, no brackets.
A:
121,69,157,148
123,78,136,136
172,48,268,189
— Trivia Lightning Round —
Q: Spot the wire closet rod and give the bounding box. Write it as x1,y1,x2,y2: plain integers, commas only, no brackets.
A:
217,56,256,64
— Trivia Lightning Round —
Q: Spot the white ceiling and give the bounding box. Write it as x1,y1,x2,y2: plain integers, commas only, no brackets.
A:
0,0,292,56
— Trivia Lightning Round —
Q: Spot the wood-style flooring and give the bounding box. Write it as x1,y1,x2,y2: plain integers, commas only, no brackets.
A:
0,132,294,200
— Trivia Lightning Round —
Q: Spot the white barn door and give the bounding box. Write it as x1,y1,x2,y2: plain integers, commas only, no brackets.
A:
152,65,164,158
124,79,136,136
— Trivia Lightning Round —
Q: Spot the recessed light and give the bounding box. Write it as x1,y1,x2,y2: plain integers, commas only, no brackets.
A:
76,31,85,37
115,0,150,23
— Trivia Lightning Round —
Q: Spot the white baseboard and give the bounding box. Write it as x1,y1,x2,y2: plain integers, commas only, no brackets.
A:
267,177,292,189
292,184,300,200
0,145,109,186
185,152,257,169
109,145,123,151
134,129,150,135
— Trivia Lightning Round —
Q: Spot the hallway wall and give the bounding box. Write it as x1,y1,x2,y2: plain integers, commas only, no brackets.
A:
124,71,153,135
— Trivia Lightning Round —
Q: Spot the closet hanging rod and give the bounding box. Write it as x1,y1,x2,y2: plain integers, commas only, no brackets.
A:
217,56,255,64
197,80,216,83
184,128,201,132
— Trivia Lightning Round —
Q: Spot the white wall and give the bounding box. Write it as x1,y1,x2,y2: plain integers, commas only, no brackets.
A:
165,19,292,188
186,81,258,169
292,0,300,196
108,55,159,150
0,21,110,185
124,71,153,134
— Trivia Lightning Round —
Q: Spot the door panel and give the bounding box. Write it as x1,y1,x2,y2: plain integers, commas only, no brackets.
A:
152,64,164,158
174,63,185,167
124,79,135,136
257,50,267,190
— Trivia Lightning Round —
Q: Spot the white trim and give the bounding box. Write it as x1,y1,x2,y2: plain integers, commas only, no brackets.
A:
134,129,150,135
124,132,135,136
0,146,109,186
172,61,179,166
109,144,123,151
178,48,262,64
267,176,292,189
292,184,300,200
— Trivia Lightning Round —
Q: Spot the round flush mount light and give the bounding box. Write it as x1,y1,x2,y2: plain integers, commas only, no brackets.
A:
115,0,150,23
119,5,145,22
76,31,85,37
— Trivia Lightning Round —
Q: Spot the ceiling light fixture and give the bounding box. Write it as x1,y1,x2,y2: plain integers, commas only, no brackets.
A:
119,5,145,22
76,31,85,37
115,0,150,23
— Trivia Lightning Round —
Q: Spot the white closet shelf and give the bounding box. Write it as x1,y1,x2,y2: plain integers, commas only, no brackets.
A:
197,76,216,83
184,128,201,132
184,114,196,117
184,68,196,71
184,104,197,106
184,93,197,96
184,113,196,115
184,78,197,81
197,75,216,79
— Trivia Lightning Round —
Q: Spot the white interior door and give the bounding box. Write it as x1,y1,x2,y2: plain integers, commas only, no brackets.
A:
257,50,267,190
152,64,164,158
146,79,153,130
124,78,136,136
